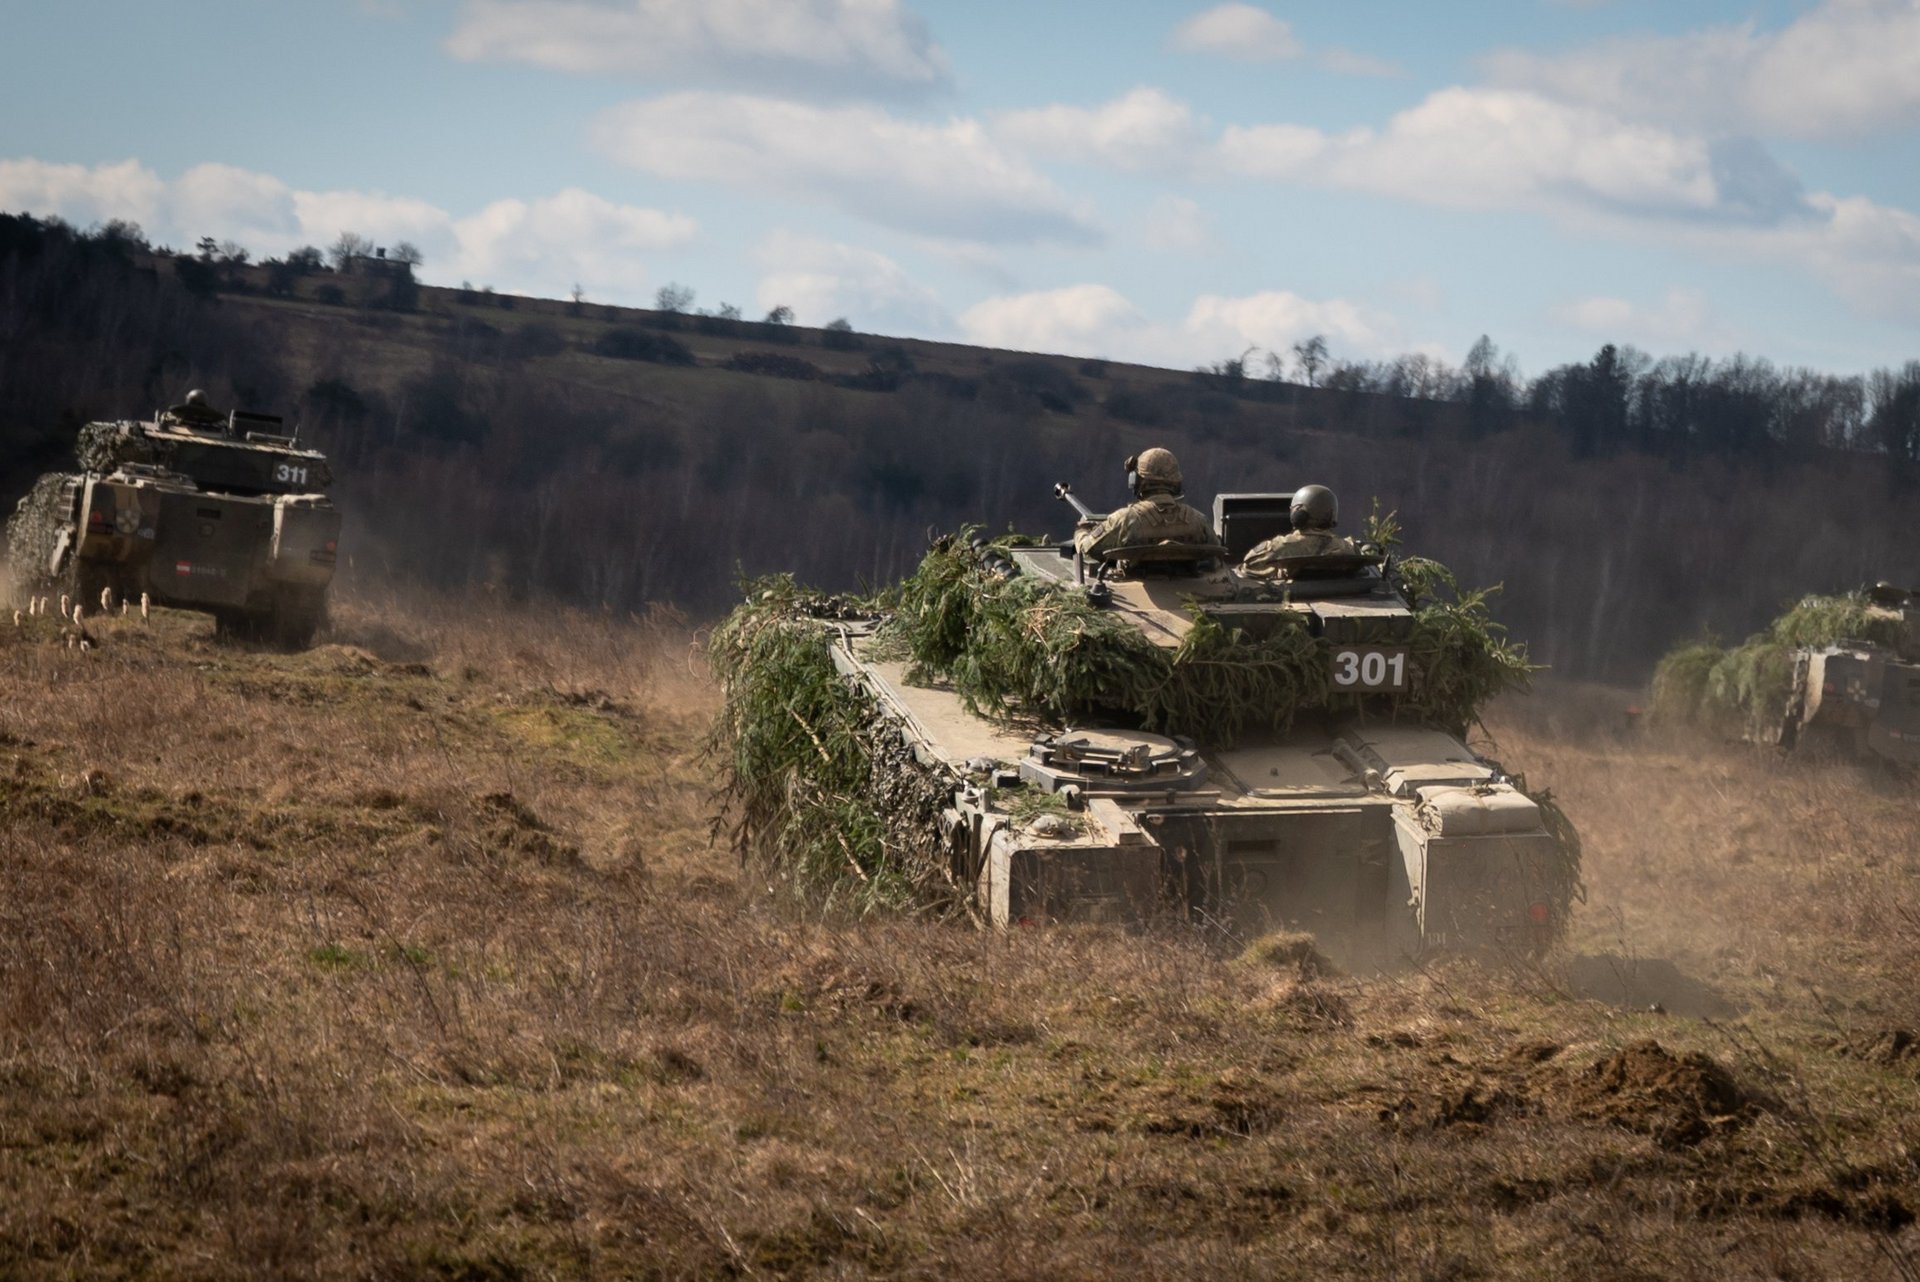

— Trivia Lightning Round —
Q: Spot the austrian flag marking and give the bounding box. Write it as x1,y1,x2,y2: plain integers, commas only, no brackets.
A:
176,561,192,576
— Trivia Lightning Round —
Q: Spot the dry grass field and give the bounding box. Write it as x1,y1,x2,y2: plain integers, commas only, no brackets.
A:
3,592,1919,1279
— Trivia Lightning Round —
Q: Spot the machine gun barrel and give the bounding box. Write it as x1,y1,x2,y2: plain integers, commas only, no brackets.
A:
1053,482,1099,523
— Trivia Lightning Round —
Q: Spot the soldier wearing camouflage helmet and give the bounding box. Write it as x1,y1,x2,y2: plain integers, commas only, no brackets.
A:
1241,483,1357,577
1073,447,1213,568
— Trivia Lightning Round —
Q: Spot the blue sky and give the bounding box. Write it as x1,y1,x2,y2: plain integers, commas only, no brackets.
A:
4,0,1919,380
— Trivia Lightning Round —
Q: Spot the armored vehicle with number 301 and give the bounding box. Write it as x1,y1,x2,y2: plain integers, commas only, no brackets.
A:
713,486,1580,969
5,391,340,646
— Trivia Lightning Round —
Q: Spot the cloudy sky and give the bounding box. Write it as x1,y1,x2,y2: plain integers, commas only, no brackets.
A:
4,0,1919,377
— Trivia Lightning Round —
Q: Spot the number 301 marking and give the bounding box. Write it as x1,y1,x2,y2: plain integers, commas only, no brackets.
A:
1333,648,1407,690
275,463,309,486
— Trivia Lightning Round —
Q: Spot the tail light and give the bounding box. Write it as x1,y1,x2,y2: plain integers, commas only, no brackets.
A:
1527,901,1551,927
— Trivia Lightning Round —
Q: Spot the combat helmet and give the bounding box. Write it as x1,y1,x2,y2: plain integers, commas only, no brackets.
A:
1290,484,1339,531
1127,447,1185,498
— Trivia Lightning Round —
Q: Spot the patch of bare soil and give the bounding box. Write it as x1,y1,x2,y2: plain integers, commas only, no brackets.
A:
1381,1037,1766,1149
1558,1038,1763,1147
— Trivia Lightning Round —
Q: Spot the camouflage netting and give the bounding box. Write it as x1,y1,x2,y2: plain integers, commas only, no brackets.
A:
887,529,1533,744
3,473,78,599
712,527,1541,904
75,421,158,473
708,576,958,915
1650,592,1906,737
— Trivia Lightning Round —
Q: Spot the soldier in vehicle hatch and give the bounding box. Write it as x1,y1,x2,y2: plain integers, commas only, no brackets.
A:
1241,483,1357,576
164,389,226,433
1073,447,1212,566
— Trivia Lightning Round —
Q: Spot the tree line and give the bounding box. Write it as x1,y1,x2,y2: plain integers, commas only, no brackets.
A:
4,211,1918,685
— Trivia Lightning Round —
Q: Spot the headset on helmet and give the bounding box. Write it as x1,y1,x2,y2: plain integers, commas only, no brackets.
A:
1289,484,1338,531
1126,447,1184,498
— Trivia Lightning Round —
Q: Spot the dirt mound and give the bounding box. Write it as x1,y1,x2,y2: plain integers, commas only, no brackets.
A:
1257,980,1354,1029
1379,1037,1765,1147
1858,1027,1920,1071
473,790,580,866
1559,1038,1759,1148
1057,1066,1291,1139
1236,930,1338,979
1381,1080,1532,1132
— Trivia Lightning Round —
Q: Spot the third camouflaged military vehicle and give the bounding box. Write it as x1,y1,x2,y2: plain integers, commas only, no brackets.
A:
1651,583,1920,770
1772,584,1920,767
5,391,340,646
713,485,1580,969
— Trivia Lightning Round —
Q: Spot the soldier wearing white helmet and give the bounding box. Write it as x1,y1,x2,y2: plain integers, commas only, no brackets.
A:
1073,447,1212,567
1241,483,1357,577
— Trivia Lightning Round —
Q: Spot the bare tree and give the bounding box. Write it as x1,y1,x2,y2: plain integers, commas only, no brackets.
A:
1292,334,1329,387
328,232,373,272
763,304,794,325
655,282,694,313
97,219,147,250
390,241,424,267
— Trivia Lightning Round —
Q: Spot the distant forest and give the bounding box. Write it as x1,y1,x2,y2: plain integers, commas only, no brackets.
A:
4,210,1919,684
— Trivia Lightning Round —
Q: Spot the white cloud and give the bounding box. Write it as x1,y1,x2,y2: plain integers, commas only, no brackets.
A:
1551,287,1715,346
1484,0,1920,139
1215,89,1726,217
959,283,1401,367
1746,193,1920,324
0,157,696,305
1168,6,1396,76
446,0,950,99
1211,121,1330,179
1141,195,1214,253
171,164,303,247
594,93,1099,245
994,88,1204,172
450,188,697,297
959,284,1145,357
752,230,950,332
292,190,455,255
0,157,164,231
1184,290,1392,357
1216,83,1920,325
1169,4,1300,62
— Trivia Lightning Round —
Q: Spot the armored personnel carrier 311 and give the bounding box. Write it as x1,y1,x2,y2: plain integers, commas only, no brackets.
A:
5,391,339,646
713,483,1580,969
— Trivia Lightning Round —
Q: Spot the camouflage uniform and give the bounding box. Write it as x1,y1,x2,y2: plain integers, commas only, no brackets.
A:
1241,529,1358,577
1075,493,1213,562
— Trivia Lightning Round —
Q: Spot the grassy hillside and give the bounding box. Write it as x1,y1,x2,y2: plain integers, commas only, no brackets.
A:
7,217,1920,686
3,598,1918,1278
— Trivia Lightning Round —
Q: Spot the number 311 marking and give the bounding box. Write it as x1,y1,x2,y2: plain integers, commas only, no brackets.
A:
275,463,309,486
1333,648,1407,690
